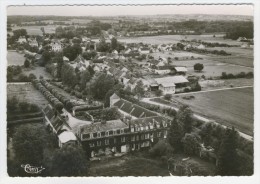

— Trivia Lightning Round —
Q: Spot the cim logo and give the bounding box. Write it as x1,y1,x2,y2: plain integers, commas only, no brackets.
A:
21,164,45,174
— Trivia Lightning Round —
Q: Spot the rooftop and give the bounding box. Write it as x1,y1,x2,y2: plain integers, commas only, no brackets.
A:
80,119,128,134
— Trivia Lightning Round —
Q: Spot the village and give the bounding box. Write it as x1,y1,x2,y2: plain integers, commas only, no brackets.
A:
6,13,254,177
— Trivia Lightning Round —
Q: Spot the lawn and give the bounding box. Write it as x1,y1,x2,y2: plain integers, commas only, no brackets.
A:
172,87,254,135
88,152,169,176
7,51,25,66
7,83,48,108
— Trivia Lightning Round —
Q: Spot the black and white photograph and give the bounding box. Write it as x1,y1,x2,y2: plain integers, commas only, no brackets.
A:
0,1,259,183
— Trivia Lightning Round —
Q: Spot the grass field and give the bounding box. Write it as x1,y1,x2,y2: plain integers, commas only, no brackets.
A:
173,87,254,135
118,35,241,45
7,83,48,108
22,66,53,79
187,64,253,78
7,51,25,66
12,25,57,35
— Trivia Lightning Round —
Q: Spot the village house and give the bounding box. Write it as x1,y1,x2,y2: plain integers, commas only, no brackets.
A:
28,38,38,47
151,76,189,94
43,105,78,148
70,55,90,71
17,36,27,44
50,40,62,52
138,47,151,54
170,66,188,75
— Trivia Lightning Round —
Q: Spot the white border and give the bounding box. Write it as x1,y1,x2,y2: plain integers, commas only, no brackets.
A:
0,0,259,184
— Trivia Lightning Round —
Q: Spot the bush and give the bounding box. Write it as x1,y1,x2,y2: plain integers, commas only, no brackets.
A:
155,90,163,97
149,140,174,158
164,94,172,101
194,63,204,72
24,59,30,68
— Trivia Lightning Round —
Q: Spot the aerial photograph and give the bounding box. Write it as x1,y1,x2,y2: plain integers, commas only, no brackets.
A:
5,4,254,177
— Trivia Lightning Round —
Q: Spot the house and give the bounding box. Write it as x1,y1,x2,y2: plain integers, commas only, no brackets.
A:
152,76,189,94
138,47,150,54
79,119,129,157
111,97,158,119
17,36,27,44
70,55,90,71
43,105,78,148
63,56,70,62
28,38,38,47
237,37,248,42
50,40,62,52
152,65,174,75
196,44,205,49
112,49,118,55
170,66,188,75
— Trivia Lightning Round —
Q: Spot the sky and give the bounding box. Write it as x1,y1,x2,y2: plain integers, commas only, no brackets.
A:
7,5,253,16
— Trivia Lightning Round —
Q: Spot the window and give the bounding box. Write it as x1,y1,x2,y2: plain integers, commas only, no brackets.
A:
141,134,144,140
135,126,139,132
131,136,135,142
131,126,135,132
109,130,113,136
93,133,97,138
121,136,125,143
82,134,90,139
117,129,121,134
97,141,101,146
157,131,161,137
97,132,101,138
136,135,139,141
150,124,154,129
114,138,117,144
113,130,117,135
90,133,93,138
145,126,149,130
145,133,149,139
140,126,144,131
105,131,109,137
105,139,109,145
89,143,95,147
120,129,124,134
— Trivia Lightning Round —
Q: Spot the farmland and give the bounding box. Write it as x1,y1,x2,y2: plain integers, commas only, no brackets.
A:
12,25,57,35
118,34,241,45
172,87,254,135
7,51,25,66
7,83,48,108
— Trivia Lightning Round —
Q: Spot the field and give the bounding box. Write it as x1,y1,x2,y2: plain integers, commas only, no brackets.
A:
206,47,253,67
118,35,241,45
172,87,254,135
7,83,48,108
22,66,53,79
186,64,253,78
7,51,25,66
12,25,57,35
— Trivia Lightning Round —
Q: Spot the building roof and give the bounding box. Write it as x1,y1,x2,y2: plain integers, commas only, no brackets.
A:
113,99,158,118
129,116,170,127
174,66,188,72
154,76,189,86
80,119,128,134
58,131,77,143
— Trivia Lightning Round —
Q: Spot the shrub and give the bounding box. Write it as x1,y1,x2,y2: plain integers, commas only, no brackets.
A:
149,140,174,158
164,94,172,101
155,90,163,97
24,59,30,68
194,63,204,72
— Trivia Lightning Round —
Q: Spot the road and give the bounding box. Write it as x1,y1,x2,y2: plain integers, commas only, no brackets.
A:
142,89,253,142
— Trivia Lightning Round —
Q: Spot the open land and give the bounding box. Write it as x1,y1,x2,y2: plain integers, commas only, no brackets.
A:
173,87,254,135
7,51,25,66
7,83,48,108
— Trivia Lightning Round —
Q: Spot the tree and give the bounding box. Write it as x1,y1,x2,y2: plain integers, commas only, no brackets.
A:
82,51,97,60
194,63,204,72
96,36,109,52
79,70,91,90
49,145,88,176
111,37,118,50
89,73,115,100
42,50,52,66
134,80,145,98
217,127,240,176
182,133,201,155
199,122,213,146
176,105,193,134
63,44,82,61
155,89,163,97
149,139,174,158
168,119,184,152
164,94,172,101
12,124,48,165
24,59,30,68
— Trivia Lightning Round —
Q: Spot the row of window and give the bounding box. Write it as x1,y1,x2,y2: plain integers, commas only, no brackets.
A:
89,137,125,147
82,128,127,140
130,122,168,132
88,131,167,148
